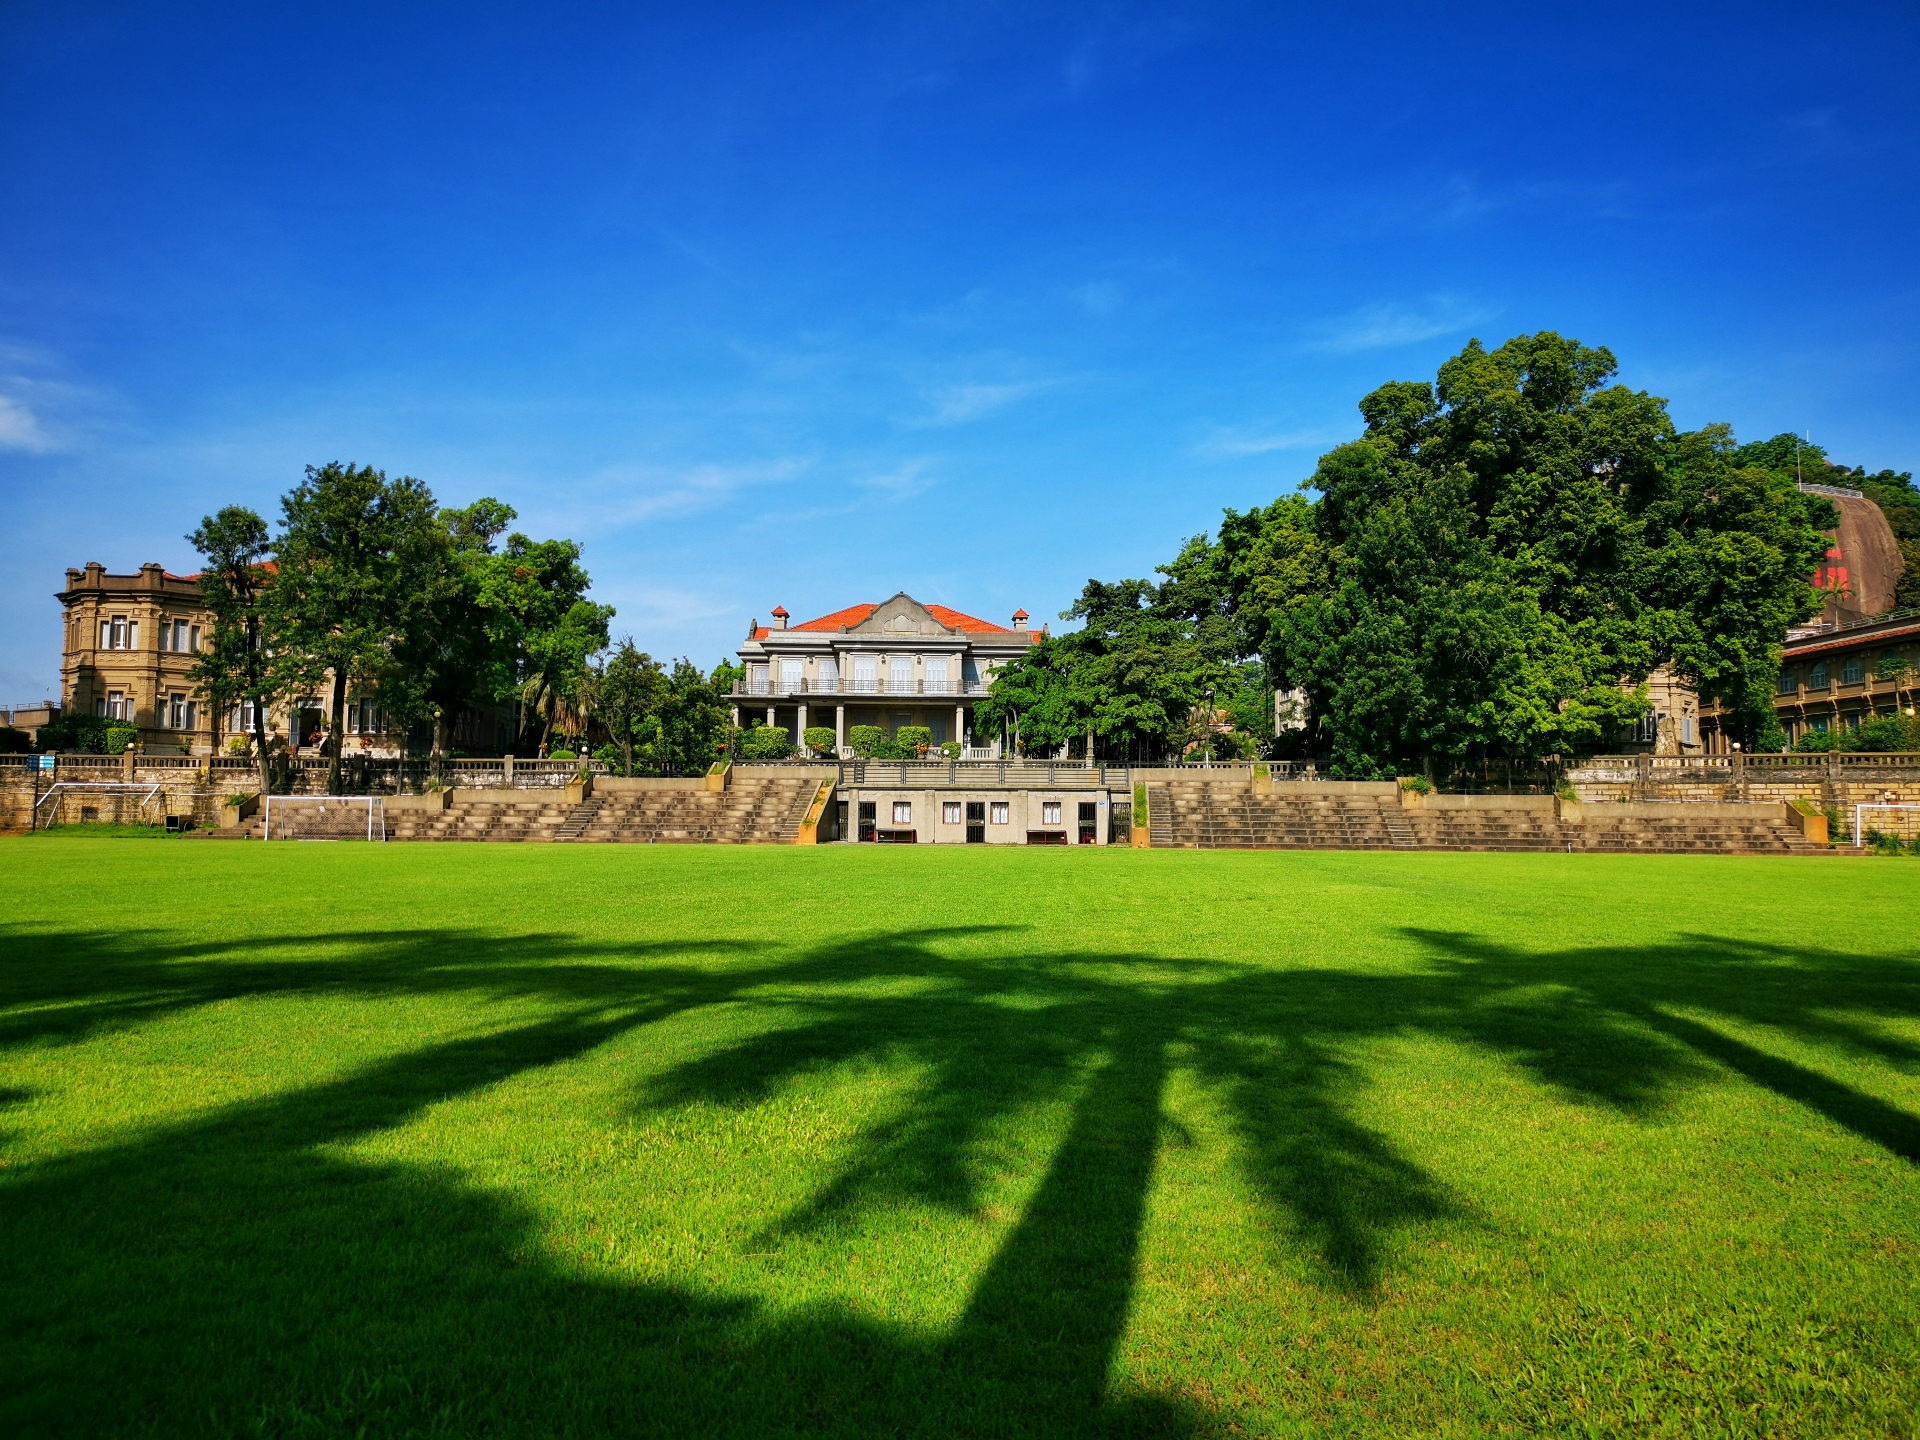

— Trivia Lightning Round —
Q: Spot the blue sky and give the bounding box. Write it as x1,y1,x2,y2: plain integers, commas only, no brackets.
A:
3,3,1917,698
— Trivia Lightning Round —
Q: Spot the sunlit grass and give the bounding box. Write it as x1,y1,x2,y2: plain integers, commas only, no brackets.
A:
2,839,1916,1437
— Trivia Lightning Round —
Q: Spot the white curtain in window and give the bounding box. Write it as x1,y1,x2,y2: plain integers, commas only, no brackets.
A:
925,658,949,694
818,659,839,691
128,621,138,650
853,657,876,692
889,658,913,694
781,660,803,694
100,620,112,649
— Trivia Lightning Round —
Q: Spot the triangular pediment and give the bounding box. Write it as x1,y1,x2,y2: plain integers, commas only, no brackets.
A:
846,592,951,636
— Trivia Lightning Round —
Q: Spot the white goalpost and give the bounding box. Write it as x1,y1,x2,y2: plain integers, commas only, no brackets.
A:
260,795,387,841
1853,804,1920,848
33,781,166,830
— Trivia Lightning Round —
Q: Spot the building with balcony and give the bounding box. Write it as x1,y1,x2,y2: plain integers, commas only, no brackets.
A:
1698,607,1920,751
732,592,1043,756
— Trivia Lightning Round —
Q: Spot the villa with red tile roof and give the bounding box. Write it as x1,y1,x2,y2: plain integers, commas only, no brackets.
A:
733,592,1044,756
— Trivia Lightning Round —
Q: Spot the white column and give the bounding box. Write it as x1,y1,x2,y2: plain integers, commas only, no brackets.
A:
796,702,807,746
956,704,965,748
836,704,846,753
765,705,775,728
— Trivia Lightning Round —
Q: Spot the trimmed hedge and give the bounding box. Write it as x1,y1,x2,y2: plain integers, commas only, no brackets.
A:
738,725,795,761
34,715,139,754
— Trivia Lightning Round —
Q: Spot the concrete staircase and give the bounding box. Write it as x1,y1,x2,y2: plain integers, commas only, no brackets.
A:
569,775,818,844
1405,804,1569,852
1149,776,1398,850
389,794,576,843
1146,774,1828,856
382,776,821,844
1575,814,1825,855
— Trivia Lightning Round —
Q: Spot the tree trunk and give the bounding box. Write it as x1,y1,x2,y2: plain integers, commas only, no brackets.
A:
433,713,449,787
326,669,347,796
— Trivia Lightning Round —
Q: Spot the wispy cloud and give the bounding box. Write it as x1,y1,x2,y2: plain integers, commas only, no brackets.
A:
598,584,738,632
0,340,103,453
1071,280,1123,316
551,457,811,530
910,378,1054,427
1306,296,1493,354
855,459,936,499
0,393,53,452
1193,425,1351,460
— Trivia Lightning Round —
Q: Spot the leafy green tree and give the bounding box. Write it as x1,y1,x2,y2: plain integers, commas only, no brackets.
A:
382,498,518,768
1852,714,1919,752
268,463,439,794
588,639,665,776
847,724,888,758
1733,432,1920,611
513,569,614,752
652,659,732,774
979,572,1240,762
1230,334,1831,776
802,726,836,757
185,505,282,795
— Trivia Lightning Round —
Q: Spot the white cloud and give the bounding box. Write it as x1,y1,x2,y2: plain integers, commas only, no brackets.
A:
911,379,1053,426
615,458,810,522
1193,425,1351,460
1072,281,1123,316
855,459,935,499
1307,296,1493,354
0,394,53,452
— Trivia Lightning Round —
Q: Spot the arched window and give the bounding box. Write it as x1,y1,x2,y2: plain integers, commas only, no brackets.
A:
1842,655,1864,684
1808,662,1829,690
1776,670,1798,695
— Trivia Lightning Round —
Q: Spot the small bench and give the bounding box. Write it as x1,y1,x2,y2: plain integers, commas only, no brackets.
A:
1026,830,1069,846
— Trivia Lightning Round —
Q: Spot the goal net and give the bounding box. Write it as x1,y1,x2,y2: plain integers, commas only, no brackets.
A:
34,782,166,830
261,795,387,841
1853,803,1920,848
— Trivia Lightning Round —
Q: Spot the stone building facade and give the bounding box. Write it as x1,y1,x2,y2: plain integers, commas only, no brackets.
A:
1698,609,1920,752
56,561,511,756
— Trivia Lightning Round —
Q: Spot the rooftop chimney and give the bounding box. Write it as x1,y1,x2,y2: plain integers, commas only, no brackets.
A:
771,605,789,630
1012,609,1028,631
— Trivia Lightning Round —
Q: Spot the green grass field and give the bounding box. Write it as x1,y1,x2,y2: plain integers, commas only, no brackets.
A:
2,839,1916,1438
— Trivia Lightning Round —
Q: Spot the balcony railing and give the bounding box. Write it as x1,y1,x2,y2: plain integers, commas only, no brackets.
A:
732,679,990,698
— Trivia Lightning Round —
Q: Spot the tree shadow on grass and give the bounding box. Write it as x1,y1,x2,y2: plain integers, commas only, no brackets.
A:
1,918,1917,1434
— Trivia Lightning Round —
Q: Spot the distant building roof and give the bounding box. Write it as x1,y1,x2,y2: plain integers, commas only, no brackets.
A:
786,602,1021,635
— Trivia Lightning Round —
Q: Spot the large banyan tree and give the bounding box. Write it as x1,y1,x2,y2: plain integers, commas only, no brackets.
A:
1221,333,1833,777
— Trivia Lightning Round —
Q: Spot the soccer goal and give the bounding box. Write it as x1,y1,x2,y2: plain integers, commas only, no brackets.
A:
261,795,387,841
1853,803,1920,848
33,781,165,830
